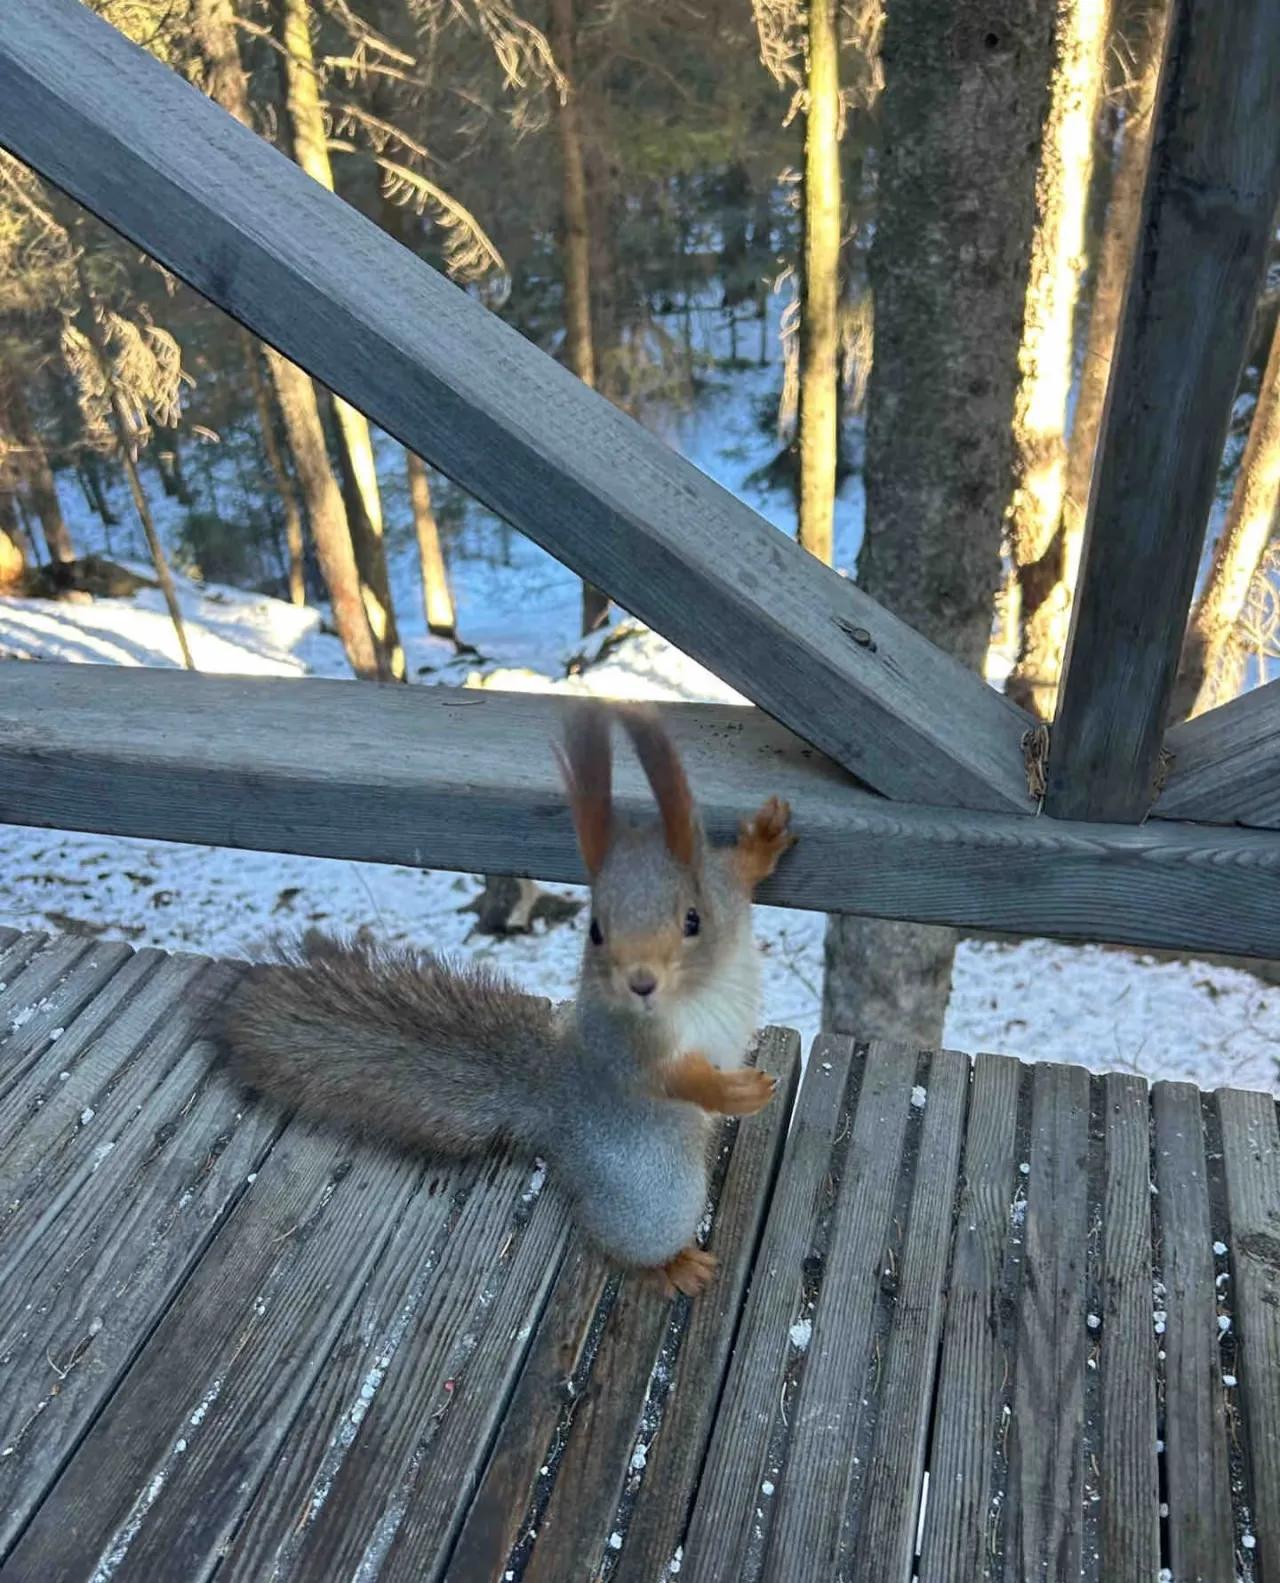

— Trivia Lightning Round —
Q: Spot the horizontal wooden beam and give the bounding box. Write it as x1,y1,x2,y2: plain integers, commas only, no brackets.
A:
1157,680,1280,828
2,663,1278,959
0,0,1033,814
1045,0,1280,822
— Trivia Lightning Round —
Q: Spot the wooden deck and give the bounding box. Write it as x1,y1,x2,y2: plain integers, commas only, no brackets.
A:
0,927,1276,1583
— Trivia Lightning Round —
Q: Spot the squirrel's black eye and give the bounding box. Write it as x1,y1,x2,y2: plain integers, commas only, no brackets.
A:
683,908,701,938
589,918,604,946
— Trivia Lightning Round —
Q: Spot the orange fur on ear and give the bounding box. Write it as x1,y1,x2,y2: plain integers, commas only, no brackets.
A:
617,704,698,868
557,701,613,876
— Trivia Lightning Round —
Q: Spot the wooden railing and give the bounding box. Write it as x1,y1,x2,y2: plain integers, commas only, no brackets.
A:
0,0,1278,960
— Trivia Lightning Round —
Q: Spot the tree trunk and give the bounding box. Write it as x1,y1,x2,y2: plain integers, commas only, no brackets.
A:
243,333,306,605
1170,311,1280,720
548,0,609,636
154,424,196,505
328,392,404,675
74,271,196,671
823,0,1058,1046
275,0,404,678
1007,0,1110,567
407,450,457,640
265,346,382,677
79,454,118,529
3,377,74,562
191,0,380,677
1008,0,1170,716
796,0,841,566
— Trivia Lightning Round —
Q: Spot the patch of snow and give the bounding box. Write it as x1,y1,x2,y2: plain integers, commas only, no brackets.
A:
789,1317,812,1352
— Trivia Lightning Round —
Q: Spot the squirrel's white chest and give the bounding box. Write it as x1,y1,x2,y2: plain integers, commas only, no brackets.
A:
664,925,762,1071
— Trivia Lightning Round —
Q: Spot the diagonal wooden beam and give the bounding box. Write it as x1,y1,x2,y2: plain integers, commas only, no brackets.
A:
1,662,1278,960
1044,0,1280,822
0,0,1034,813
1156,678,1280,828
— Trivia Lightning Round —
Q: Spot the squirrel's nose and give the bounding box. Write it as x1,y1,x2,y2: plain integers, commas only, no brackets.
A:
628,969,657,999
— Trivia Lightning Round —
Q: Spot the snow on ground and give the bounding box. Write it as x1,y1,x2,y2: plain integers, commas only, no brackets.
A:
1,291,1276,1094
2,569,1277,1094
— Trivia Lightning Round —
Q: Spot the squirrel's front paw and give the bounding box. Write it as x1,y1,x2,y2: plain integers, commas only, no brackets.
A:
655,1244,718,1298
736,795,797,887
716,1066,777,1116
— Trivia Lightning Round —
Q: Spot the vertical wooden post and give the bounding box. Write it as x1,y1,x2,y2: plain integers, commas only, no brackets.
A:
1045,0,1280,821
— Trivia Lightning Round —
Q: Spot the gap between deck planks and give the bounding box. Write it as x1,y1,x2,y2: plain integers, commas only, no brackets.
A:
1,929,1276,1582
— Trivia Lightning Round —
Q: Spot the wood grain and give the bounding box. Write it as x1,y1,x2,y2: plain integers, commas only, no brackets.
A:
917,1054,1024,1583
0,939,135,1104
661,1036,859,1583
0,0,1034,812
0,956,276,1560
1046,0,1280,821
0,947,166,1158
1098,1073,1159,1580
1152,1081,1235,1581
764,1042,919,1578
1159,678,1280,828
612,1030,801,1583
4,666,1280,959
2,1124,424,1583
442,1235,615,1583
850,1048,970,1583
1216,1086,1280,1581
219,1153,571,1583
1004,1063,1091,1582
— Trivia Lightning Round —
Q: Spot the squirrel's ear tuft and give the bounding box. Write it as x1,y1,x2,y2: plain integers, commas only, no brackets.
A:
616,704,698,868
556,701,613,877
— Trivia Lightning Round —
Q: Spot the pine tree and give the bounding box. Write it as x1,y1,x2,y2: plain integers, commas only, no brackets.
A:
824,0,1059,1046
1171,303,1280,719
189,0,382,679
547,0,609,634
1008,0,1171,715
1006,0,1112,643
796,0,841,565
274,0,405,678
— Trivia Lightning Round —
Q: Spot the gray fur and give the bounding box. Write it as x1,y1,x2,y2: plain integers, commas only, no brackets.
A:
215,930,711,1270
215,705,770,1276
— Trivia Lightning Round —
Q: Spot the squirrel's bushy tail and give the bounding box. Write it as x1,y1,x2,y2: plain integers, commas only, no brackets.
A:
215,932,562,1156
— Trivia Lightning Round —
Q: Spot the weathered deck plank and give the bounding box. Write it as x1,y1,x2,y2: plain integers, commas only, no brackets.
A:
1216,1086,1280,1579
849,1048,969,1582
917,1053,1025,1583
0,929,1273,1583
1098,1073,1160,1579
0,954,276,1557
0,939,136,1104
681,1034,858,1583
764,1040,920,1577
1006,1062,1091,1581
1152,1081,1235,1582
220,1150,571,1583
0,947,166,1157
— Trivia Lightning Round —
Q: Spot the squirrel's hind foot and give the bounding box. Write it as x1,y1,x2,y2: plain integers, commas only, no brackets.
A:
651,1244,718,1298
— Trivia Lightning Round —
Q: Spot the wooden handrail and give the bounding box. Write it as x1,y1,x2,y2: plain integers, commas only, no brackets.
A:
2,662,1278,958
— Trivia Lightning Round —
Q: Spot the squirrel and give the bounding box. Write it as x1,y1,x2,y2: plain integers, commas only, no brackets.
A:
215,700,796,1297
